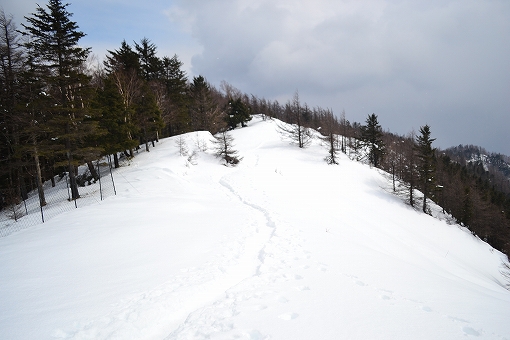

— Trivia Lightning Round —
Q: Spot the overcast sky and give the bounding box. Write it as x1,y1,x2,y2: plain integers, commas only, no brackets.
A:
3,0,510,154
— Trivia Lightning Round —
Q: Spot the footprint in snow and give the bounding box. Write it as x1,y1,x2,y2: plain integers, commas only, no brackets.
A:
249,330,266,340
462,326,481,337
278,313,299,320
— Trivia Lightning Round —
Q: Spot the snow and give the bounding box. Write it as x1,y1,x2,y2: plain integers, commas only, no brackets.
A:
1,116,510,339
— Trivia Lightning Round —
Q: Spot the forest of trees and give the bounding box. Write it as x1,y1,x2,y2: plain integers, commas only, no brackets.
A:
1,1,509,255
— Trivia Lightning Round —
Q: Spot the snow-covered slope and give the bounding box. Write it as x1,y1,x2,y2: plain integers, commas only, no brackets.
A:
1,116,509,339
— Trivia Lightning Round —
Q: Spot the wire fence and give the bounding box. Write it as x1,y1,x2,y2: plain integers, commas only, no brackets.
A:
0,156,117,237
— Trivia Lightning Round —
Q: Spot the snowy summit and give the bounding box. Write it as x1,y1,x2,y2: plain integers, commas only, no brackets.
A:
1,116,509,339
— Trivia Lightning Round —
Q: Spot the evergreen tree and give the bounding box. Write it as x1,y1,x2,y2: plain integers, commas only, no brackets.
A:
211,131,241,166
226,97,251,129
15,47,55,207
415,125,436,213
188,75,224,133
161,55,189,135
22,0,100,199
91,77,137,167
133,83,163,152
0,10,31,204
104,40,140,74
360,113,384,168
134,37,161,81
104,41,141,156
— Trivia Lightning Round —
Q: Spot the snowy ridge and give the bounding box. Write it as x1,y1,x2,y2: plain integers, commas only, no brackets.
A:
1,116,509,339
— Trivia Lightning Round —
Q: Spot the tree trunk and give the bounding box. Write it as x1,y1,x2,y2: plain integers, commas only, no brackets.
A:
18,169,28,201
114,153,119,168
50,166,56,187
33,144,47,207
66,136,80,199
422,186,428,213
87,160,99,180
68,163,80,200
409,181,414,207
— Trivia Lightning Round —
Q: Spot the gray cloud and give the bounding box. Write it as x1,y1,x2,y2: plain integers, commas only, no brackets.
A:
170,0,510,154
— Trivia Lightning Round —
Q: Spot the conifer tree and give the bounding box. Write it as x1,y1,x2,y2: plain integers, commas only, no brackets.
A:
226,97,251,130
188,75,224,133
360,113,384,168
211,131,241,166
161,55,189,135
91,77,137,168
134,37,161,81
104,40,140,74
415,125,436,213
134,83,163,152
104,41,141,156
22,0,100,199
0,10,31,204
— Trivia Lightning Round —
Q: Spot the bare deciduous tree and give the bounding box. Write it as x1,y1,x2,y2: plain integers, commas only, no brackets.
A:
175,135,188,156
277,91,312,148
318,108,340,165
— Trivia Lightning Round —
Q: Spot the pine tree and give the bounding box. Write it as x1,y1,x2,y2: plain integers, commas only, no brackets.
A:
211,131,241,166
360,113,384,167
91,77,137,168
133,83,163,152
161,55,189,135
415,125,436,213
188,75,224,133
104,41,141,156
0,10,32,204
104,40,140,74
134,37,161,81
22,0,100,199
226,97,251,130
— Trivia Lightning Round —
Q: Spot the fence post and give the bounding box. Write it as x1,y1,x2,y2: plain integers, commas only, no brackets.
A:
97,159,103,201
65,172,71,201
108,155,117,195
40,205,44,223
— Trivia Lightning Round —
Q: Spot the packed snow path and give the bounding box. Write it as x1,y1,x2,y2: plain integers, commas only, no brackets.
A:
1,116,510,339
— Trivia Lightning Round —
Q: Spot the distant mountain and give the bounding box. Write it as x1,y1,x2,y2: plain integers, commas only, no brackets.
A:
443,144,510,194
